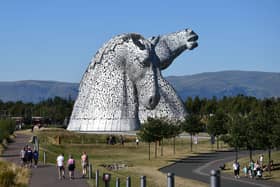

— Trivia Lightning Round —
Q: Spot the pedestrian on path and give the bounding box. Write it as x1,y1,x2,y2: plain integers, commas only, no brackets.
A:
26,146,33,168
20,147,26,167
259,154,264,167
67,155,75,180
33,150,39,168
56,153,65,179
233,161,240,179
136,137,139,147
243,165,248,177
81,152,89,178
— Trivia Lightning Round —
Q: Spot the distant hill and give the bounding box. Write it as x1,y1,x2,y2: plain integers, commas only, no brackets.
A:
0,80,79,103
166,71,280,100
0,71,280,103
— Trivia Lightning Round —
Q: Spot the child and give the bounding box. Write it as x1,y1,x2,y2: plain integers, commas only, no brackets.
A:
243,165,248,177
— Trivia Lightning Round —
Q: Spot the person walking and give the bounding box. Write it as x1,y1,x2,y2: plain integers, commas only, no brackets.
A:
81,152,89,178
56,153,65,179
20,147,26,167
33,150,39,168
259,154,264,167
233,161,240,178
67,155,75,180
136,137,139,147
26,147,33,168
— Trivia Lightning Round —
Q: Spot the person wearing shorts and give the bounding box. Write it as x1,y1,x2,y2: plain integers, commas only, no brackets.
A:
81,152,89,178
67,155,75,180
56,153,65,179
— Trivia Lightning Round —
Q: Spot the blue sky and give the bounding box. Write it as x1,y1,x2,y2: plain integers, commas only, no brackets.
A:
0,0,279,82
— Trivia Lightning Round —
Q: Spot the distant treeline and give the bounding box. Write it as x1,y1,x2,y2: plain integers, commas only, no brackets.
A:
1,95,280,126
0,96,74,125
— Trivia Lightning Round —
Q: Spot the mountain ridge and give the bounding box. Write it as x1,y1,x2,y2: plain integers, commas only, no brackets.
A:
0,71,279,103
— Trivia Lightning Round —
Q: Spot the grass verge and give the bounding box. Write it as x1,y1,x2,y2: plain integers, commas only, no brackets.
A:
31,128,219,187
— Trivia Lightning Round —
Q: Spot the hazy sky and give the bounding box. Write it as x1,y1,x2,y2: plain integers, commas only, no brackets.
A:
0,0,279,82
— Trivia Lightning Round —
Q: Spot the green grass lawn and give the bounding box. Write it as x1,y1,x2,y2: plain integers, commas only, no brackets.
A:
29,128,218,187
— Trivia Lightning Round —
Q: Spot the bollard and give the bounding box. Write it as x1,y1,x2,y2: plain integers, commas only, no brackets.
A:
103,173,111,187
126,176,131,187
140,176,146,187
210,170,220,187
95,170,99,187
167,173,174,187
43,151,46,165
116,177,120,187
88,164,92,179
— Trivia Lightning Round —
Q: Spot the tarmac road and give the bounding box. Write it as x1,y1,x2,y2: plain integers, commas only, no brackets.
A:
160,150,279,187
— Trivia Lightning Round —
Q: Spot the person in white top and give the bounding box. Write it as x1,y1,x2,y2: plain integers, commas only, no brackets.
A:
81,152,88,178
233,161,240,178
259,154,264,167
56,153,65,179
136,137,139,147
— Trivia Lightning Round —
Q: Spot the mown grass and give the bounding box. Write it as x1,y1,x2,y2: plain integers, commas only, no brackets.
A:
30,128,218,187
223,150,280,183
0,160,30,187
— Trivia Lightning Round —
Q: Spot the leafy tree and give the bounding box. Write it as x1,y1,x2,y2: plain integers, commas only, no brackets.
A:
252,99,277,173
222,113,247,161
162,121,181,155
0,120,16,142
137,117,168,159
207,109,228,150
181,114,204,152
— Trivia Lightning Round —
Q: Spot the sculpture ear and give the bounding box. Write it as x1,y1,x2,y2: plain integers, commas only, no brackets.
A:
148,36,160,46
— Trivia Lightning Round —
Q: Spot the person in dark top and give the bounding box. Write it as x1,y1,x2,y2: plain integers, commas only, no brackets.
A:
33,150,39,168
26,147,33,168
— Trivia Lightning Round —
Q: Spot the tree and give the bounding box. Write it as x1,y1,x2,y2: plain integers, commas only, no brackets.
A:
222,113,247,161
0,119,16,142
207,109,228,150
164,121,181,155
137,117,168,159
181,114,204,152
252,99,277,173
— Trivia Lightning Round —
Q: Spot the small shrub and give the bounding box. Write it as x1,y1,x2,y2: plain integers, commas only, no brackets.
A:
0,169,16,187
0,161,30,187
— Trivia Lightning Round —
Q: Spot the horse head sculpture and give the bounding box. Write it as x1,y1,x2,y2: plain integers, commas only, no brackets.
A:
68,29,198,132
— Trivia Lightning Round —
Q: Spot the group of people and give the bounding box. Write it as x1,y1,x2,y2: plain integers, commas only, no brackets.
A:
56,151,89,180
106,135,140,147
20,145,39,168
234,154,265,179
243,154,265,179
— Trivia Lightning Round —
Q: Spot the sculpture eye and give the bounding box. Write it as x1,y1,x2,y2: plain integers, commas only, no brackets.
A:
132,38,146,50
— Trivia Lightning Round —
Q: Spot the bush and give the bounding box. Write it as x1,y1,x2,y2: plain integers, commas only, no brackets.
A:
0,170,16,187
0,161,29,187
0,119,16,142
0,162,16,187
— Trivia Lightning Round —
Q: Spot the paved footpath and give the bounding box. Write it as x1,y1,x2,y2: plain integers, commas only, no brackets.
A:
160,150,280,187
0,133,89,187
